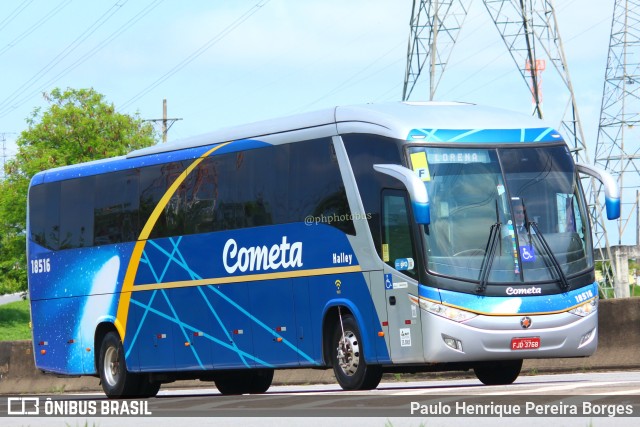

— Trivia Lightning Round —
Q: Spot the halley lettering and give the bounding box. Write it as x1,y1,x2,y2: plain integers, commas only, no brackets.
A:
223,237,303,274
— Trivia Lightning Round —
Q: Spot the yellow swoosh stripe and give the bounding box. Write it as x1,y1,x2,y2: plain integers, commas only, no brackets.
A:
115,142,232,340
130,265,362,292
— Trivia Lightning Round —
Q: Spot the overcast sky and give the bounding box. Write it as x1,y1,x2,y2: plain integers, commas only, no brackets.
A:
2,0,633,244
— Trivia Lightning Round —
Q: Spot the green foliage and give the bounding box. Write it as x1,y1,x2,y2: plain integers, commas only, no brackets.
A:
0,88,157,294
0,299,32,341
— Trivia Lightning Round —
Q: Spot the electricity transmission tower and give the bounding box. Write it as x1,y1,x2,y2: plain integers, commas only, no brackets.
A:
593,0,640,298
402,0,471,101
402,0,623,297
403,0,587,156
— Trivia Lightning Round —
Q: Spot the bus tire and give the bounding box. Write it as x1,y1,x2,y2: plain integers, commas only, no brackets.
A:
247,369,274,394
215,369,274,395
98,331,141,398
331,314,382,391
137,375,161,398
473,359,523,385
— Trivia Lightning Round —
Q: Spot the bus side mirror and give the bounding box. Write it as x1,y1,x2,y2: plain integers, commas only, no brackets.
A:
576,162,620,220
373,164,430,225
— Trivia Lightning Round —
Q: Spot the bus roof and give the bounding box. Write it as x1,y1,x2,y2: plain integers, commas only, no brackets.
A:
31,102,561,185
128,101,557,158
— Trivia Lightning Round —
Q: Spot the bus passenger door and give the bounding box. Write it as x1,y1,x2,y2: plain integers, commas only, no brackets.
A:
381,190,424,363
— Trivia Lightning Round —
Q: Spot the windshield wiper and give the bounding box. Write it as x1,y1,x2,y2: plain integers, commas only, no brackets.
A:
528,222,570,291
518,198,569,291
477,201,501,293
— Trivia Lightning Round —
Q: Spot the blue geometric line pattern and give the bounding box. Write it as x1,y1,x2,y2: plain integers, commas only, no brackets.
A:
125,289,158,360
160,288,205,369
128,298,273,367
407,127,561,143
196,286,251,368
204,284,316,365
126,236,319,369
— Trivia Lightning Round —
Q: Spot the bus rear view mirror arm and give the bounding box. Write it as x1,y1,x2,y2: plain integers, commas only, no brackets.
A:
576,162,620,220
373,164,430,225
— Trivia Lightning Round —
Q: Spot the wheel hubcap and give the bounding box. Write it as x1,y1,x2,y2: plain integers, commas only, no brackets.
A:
104,346,120,386
336,330,360,376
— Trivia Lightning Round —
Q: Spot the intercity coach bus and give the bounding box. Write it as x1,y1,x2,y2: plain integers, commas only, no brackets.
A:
27,102,620,398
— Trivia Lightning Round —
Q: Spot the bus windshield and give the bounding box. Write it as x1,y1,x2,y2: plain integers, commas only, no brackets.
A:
408,144,592,286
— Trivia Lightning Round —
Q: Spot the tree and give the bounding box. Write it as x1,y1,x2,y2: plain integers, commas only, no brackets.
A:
0,88,158,294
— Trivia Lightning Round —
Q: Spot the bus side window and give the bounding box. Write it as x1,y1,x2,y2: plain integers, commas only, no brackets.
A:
29,182,60,250
140,161,186,239
382,190,418,279
289,139,355,234
60,177,95,249
94,171,140,245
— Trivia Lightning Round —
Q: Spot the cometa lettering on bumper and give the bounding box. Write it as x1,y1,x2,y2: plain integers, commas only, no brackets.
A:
506,286,543,296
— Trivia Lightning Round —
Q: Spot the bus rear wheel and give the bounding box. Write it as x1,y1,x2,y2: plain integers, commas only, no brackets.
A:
98,331,160,398
137,376,161,398
473,359,523,385
331,314,382,391
214,369,274,395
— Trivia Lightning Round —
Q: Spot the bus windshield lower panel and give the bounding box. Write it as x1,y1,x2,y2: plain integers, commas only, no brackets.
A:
409,144,593,286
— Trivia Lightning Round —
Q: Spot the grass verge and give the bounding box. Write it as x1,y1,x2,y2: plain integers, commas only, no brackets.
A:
0,298,32,341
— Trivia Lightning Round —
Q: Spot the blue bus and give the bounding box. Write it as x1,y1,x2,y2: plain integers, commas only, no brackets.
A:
27,102,620,398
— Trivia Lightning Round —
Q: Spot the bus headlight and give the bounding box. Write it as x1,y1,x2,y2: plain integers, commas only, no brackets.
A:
568,298,598,317
409,295,477,322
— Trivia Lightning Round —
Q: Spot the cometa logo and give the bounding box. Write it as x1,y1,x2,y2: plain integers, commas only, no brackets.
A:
505,286,542,296
223,236,303,274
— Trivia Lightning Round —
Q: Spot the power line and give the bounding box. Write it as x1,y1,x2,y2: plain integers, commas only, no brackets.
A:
0,1,128,114
119,0,271,111
0,0,72,57
297,40,406,112
0,0,164,119
0,0,34,33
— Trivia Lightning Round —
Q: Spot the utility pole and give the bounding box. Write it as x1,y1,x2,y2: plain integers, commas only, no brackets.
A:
1,133,6,180
145,99,183,143
0,132,16,180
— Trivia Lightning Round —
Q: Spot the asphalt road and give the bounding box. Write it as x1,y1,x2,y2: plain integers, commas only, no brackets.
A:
2,371,639,427
0,293,23,306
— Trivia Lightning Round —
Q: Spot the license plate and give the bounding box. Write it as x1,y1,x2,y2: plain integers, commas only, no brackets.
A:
511,337,540,350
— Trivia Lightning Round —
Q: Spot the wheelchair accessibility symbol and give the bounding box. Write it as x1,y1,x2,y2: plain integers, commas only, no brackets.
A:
519,245,536,262
384,273,393,290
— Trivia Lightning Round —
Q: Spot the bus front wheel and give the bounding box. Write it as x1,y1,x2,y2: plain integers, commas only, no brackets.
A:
331,314,382,390
473,359,523,385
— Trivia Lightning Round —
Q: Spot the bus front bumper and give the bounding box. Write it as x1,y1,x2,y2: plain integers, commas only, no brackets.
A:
420,309,598,363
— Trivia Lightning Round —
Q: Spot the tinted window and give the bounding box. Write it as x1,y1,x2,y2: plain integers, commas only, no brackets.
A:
184,157,217,234
343,134,404,254
139,162,186,239
237,146,288,227
28,138,356,250
94,171,139,245
60,178,94,249
290,139,354,234
29,185,48,248
29,182,60,250
207,147,288,231
382,191,418,279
